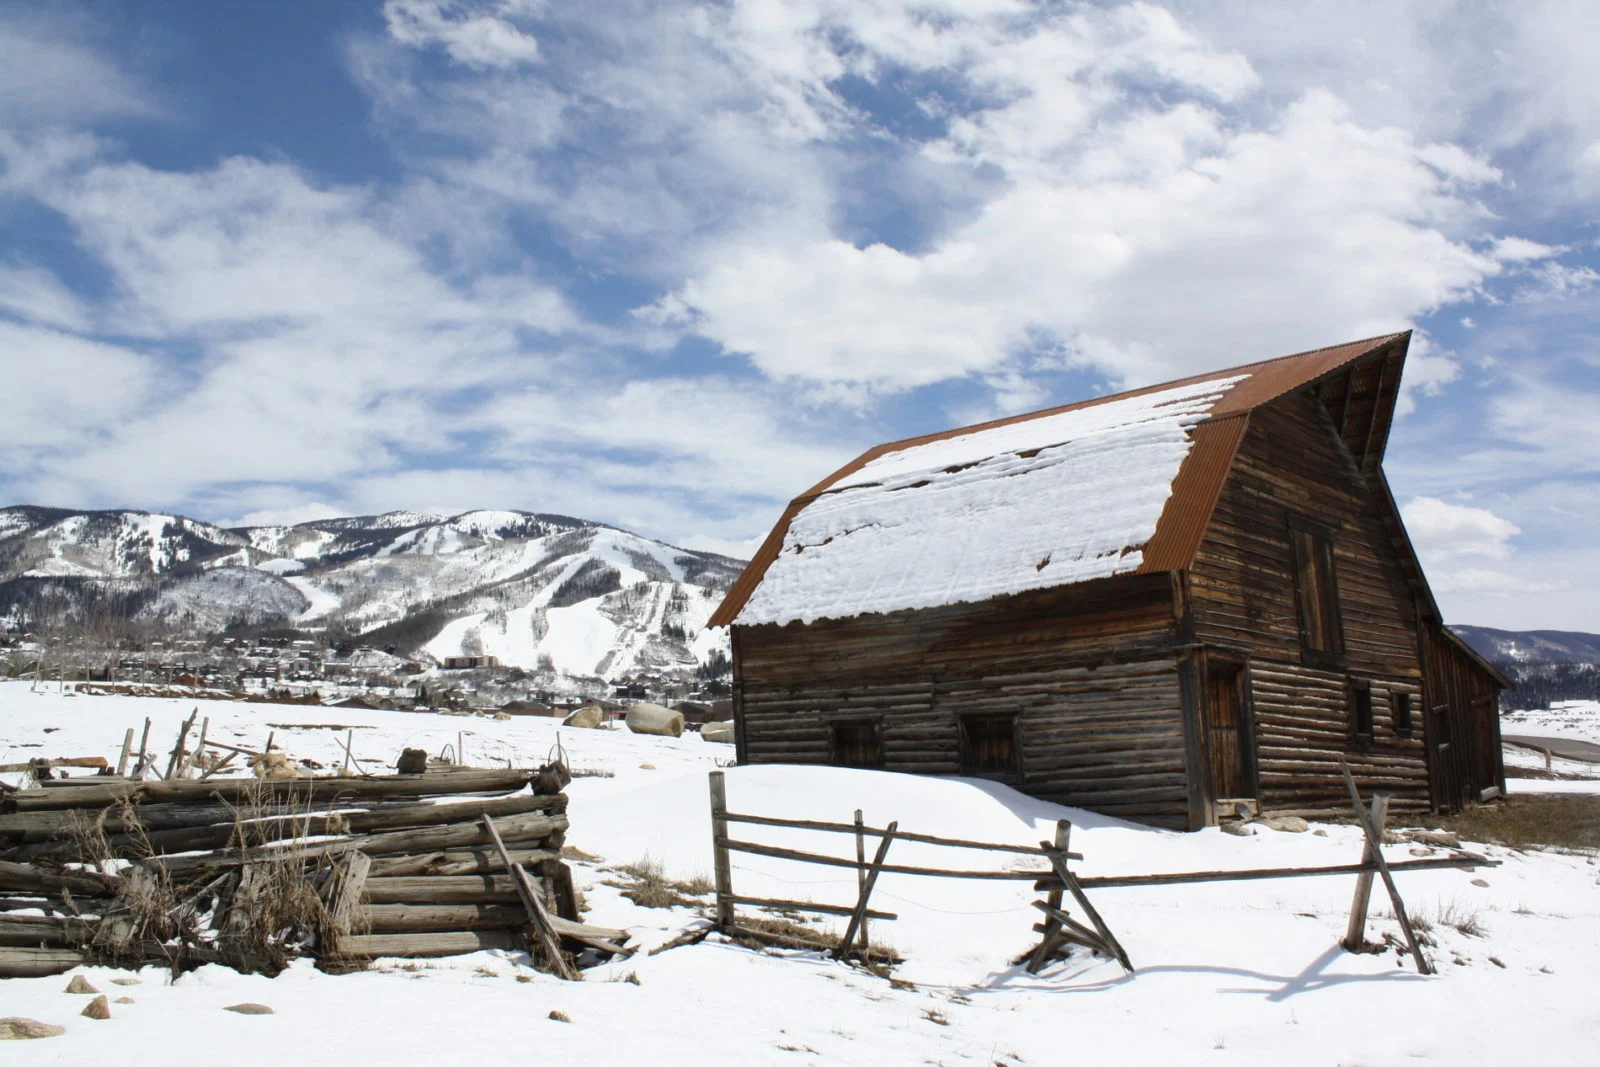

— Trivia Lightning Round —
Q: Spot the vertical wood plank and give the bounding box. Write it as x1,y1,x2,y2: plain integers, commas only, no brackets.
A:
835,822,897,959
709,771,735,930
116,728,134,777
853,808,869,953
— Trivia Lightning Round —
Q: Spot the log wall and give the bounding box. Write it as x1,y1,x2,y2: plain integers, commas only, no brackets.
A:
734,574,1194,827
1188,391,1432,815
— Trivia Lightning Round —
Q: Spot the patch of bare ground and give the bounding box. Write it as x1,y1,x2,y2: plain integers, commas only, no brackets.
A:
1429,794,1600,851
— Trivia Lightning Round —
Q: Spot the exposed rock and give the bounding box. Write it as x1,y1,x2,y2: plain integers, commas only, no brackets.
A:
0,1018,66,1040
1220,821,1256,836
548,1009,571,1022
700,721,736,744
81,995,110,1020
1256,815,1310,833
64,975,99,995
396,748,428,774
562,705,605,730
110,977,140,986
625,703,684,738
114,997,135,1005
1470,878,1490,888
224,1003,274,1015
638,763,656,770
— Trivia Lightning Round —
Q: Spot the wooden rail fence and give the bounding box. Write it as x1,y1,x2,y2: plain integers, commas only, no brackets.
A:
707,766,1497,975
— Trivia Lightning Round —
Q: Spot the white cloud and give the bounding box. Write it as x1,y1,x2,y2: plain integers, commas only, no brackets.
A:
0,266,91,332
1403,496,1520,562
384,1,541,70
0,10,159,128
1429,568,1563,597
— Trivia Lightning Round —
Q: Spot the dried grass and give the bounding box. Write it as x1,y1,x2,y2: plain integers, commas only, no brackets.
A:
1426,795,1600,852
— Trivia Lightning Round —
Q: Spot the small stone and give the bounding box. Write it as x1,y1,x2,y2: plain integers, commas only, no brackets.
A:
224,1003,274,1015
638,763,656,770
548,1009,571,1023
0,1017,67,1040
114,997,135,1005
64,975,100,995
1220,821,1256,836
1409,846,1436,857
1470,878,1490,888
81,996,110,1020
110,977,141,986
1412,830,1461,849
1257,815,1310,833
1312,829,1329,837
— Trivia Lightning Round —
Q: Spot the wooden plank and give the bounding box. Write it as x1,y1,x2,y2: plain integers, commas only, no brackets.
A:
724,837,1053,881
723,894,896,921
1040,853,1491,891
165,708,197,780
116,728,134,777
1026,819,1071,973
320,851,371,955
835,822,896,959
336,930,518,958
0,755,109,774
722,810,1082,860
0,945,87,977
1341,792,1389,952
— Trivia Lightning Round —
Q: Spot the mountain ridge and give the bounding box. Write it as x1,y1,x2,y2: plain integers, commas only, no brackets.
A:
0,504,745,687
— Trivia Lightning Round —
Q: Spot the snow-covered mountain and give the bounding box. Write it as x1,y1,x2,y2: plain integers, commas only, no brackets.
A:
1452,625,1600,664
0,506,743,684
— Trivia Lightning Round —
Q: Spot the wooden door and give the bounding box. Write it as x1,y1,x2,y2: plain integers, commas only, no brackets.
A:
1205,658,1255,800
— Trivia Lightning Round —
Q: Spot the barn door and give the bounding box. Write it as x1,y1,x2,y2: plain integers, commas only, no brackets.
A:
1204,654,1256,808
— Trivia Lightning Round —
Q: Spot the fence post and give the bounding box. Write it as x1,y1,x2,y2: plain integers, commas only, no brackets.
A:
854,809,869,953
709,771,735,931
1341,792,1390,952
1027,819,1072,973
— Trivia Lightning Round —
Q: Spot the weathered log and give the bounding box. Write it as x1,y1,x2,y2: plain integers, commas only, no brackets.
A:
362,903,529,932
335,930,518,958
0,756,109,774
0,860,118,897
3,768,543,812
366,847,559,878
0,945,87,977
625,702,684,737
362,875,521,905
0,912,99,947
8,791,565,860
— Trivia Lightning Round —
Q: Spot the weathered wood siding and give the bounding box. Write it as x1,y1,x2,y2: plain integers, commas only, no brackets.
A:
1422,626,1506,812
1188,391,1431,815
733,574,1194,826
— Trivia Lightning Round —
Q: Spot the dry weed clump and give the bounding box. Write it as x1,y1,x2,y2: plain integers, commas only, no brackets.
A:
605,856,713,910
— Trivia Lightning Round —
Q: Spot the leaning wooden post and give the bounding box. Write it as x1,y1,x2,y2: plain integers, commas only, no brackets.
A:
165,709,198,780
1341,792,1390,952
134,717,152,778
836,821,898,960
1027,819,1072,973
1341,764,1432,974
181,716,210,778
342,730,354,775
115,728,134,777
479,814,574,979
1042,835,1132,973
854,809,869,954
709,771,735,931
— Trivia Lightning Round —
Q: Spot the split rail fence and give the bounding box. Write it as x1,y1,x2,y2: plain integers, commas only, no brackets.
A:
707,766,1497,975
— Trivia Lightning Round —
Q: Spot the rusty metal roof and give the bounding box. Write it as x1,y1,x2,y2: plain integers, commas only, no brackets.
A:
710,331,1411,628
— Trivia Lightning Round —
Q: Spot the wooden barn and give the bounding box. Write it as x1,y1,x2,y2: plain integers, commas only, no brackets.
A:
710,333,1508,829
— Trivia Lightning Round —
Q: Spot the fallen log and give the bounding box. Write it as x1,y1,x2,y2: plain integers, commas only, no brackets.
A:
0,945,87,977
9,791,567,861
3,768,543,812
0,912,99,947
0,756,110,774
0,860,118,897
363,874,522,905
367,847,560,878
363,903,531,932
336,929,519,958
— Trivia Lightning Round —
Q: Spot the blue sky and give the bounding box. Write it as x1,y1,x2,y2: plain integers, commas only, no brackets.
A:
2,0,1598,630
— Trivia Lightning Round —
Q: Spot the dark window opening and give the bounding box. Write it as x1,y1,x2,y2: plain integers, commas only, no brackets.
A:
960,714,1019,779
1290,519,1345,664
829,720,882,769
1391,691,1413,734
1350,679,1374,743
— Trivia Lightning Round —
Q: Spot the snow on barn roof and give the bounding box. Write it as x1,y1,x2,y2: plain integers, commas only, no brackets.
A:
714,332,1412,628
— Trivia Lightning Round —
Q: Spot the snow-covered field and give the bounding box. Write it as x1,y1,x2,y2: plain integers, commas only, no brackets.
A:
3,680,1598,1065
1501,699,1600,747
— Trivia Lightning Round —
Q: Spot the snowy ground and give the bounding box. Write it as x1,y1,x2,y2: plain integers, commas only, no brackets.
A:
3,680,1598,1065
1501,699,1600,748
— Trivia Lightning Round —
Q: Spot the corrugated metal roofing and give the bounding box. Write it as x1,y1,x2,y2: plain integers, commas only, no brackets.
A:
710,331,1411,628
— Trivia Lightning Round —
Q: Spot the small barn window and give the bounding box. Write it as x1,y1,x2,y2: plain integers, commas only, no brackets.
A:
1391,691,1414,734
828,720,882,769
1289,518,1344,663
1349,679,1374,744
959,714,1019,779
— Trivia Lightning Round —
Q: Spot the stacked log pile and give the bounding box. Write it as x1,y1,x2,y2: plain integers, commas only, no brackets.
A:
0,766,627,978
